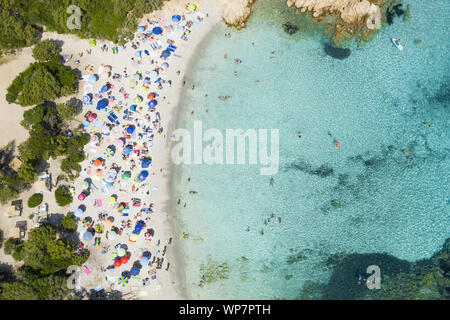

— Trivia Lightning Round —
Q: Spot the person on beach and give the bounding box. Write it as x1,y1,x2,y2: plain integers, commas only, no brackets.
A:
269,178,274,187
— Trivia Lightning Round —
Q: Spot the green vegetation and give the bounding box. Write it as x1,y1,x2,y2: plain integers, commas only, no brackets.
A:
0,224,89,300
32,39,61,62
61,215,77,232
27,193,43,208
55,186,72,207
0,0,166,55
56,103,76,121
0,229,4,248
6,60,77,107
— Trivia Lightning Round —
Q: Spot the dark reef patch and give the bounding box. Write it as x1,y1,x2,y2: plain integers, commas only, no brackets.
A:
323,43,351,60
284,160,334,178
282,22,299,35
386,3,406,25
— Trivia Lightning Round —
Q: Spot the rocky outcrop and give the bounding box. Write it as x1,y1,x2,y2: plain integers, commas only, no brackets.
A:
285,0,389,47
218,0,255,29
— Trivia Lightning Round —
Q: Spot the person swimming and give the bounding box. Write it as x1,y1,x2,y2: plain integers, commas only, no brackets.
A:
269,178,274,186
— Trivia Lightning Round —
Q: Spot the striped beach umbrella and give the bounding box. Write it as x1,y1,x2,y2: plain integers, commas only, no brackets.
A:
104,147,114,158
117,276,129,287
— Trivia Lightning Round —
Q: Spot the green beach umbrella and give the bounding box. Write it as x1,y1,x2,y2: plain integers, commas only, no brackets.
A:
89,40,96,47
121,172,130,180
133,96,142,104
188,3,196,11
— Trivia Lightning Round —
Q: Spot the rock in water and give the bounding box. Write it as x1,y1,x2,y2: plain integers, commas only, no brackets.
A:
324,43,351,60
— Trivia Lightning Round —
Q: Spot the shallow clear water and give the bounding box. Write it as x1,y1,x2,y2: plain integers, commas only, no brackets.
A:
171,0,450,299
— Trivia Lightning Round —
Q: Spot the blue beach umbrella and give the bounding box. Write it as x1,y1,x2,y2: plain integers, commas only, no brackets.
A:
135,50,142,57
88,75,97,83
126,126,135,134
144,50,150,56
83,231,93,242
96,99,108,110
148,100,157,108
138,170,148,182
130,105,137,111
139,256,149,266
172,15,181,22
130,266,140,276
134,224,142,233
74,208,83,218
137,26,145,32
123,146,132,155
161,62,169,69
161,50,171,58
149,70,158,78
133,73,141,81
141,158,151,168
152,27,162,35
117,276,129,287
82,95,91,103
101,84,109,93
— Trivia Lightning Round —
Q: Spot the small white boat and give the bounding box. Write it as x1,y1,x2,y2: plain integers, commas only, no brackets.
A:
392,38,403,50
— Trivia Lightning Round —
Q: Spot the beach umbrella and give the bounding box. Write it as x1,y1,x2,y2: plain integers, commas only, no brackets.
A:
107,230,117,240
82,95,91,103
83,231,94,242
139,256,149,266
126,126,135,134
130,266,140,276
117,248,126,257
141,158,151,168
187,3,196,10
89,40,97,47
137,26,145,32
117,276,129,287
114,259,122,268
172,15,181,22
148,100,157,108
122,145,132,154
147,93,155,100
74,208,83,218
88,75,97,83
134,224,142,233
120,256,129,264
96,99,108,110
161,62,169,69
129,233,138,242
149,70,158,78
161,50,171,58
152,27,162,35
130,105,137,112
129,80,138,87
108,196,116,205
96,169,104,177
133,96,142,104
93,159,103,167
114,139,124,148
101,84,109,93
104,147,114,158
194,18,200,25
144,232,152,241
132,73,141,81
78,193,86,201
144,50,150,56
138,170,148,182
87,113,97,122
90,135,98,143
121,172,130,180
135,50,142,58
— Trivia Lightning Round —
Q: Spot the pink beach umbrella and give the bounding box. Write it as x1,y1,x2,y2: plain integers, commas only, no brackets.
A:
114,139,124,148
78,193,86,201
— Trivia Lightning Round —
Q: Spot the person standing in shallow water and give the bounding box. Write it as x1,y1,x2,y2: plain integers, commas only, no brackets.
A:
269,178,274,187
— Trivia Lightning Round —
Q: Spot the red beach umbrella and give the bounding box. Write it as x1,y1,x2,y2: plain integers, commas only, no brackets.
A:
78,193,86,201
147,93,155,100
120,256,129,264
114,259,122,267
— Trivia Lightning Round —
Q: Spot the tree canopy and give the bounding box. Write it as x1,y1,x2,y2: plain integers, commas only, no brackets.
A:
6,60,77,107
32,39,61,62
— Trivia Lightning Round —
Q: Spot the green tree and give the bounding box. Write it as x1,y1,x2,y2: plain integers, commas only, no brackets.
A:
56,103,76,121
27,193,43,208
32,40,60,62
55,186,72,206
0,10,40,51
0,280,39,300
21,104,46,129
61,215,77,232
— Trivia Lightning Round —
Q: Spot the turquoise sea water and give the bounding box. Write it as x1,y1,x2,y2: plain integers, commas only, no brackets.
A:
171,0,449,299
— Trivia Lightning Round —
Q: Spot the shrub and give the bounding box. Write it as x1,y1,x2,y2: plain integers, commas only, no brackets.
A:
32,40,60,62
3,238,22,255
55,186,72,206
61,215,77,232
27,193,43,208
0,229,3,248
